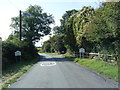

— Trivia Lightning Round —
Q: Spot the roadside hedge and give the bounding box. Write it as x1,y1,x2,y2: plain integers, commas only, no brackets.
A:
2,37,39,70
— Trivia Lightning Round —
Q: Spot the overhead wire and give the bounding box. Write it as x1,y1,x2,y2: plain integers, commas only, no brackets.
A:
7,0,32,14
7,0,20,11
7,0,33,11
24,0,32,6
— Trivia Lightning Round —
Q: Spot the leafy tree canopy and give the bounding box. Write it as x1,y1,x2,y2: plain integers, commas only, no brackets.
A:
11,5,54,44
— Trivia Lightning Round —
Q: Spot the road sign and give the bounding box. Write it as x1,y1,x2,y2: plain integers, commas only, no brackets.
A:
15,51,21,56
79,48,85,58
79,48,85,53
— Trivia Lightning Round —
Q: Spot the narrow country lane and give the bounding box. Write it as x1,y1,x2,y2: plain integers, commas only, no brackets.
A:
10,54,118,88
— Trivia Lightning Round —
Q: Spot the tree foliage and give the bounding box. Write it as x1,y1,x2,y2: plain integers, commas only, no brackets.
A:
2,34,39,69
42,2,119,62
53,26,62,34
50,9,78,53
60,9,78,26
85,2,120,61
42,34,66,54
2,5,54,69
11,5,54,44
60,9,78,34
64,2,119,61
65,6,94,52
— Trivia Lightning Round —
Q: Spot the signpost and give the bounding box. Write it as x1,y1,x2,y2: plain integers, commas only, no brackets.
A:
15,51,21,62
79,48,85,58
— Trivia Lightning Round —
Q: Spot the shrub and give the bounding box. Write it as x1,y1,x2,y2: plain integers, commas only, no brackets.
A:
2,36,39,70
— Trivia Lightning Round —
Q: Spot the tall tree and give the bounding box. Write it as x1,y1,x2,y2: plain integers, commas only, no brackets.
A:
42,34,66,54
60,9,78,26
11,5,54,44
84,2,120,61
53,26,62,34
65,6,94,53
60,9,78,34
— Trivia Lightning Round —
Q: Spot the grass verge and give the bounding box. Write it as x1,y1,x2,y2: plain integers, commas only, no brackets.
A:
40,52,59,55
63,54,118,82
0,57,39,89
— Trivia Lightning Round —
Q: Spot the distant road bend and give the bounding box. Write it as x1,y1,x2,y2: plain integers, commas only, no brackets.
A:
10,54,118,88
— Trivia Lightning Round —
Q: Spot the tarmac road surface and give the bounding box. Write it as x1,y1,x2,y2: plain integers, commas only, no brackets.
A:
10,54,118,88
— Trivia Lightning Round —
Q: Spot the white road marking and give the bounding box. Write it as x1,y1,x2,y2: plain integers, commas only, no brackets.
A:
40,62,56,67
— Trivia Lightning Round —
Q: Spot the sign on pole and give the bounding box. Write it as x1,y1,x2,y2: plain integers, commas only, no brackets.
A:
15,51,21,56
79,48,85,53
79,48,85,58
15,51,21,62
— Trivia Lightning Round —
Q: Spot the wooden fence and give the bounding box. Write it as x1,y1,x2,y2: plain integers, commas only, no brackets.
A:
74,52,114,61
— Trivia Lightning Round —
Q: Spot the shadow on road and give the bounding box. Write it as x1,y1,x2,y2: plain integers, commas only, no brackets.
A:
39,54,73,62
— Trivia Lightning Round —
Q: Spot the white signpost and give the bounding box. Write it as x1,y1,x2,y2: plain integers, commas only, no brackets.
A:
79,48,85,58
15,51,21,62
15,51,21,56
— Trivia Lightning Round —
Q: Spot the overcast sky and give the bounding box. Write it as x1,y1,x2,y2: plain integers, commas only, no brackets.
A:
0,0,101,46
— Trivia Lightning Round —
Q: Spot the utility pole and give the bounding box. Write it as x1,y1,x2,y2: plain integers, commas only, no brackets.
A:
20,10,22,41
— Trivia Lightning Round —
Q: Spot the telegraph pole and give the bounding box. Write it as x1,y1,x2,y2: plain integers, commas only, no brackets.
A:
20,10,22,41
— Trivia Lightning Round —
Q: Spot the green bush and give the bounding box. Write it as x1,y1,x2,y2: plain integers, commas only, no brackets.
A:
2,35,39,70
2,41,19,69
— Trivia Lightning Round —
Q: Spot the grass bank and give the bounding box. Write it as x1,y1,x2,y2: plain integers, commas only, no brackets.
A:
40,52,59,55
63,54,118,82
1,57,39,89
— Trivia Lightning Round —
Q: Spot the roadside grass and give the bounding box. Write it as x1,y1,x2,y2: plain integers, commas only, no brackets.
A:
40,52,59,55
63,54,118,82
1,57,39,89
